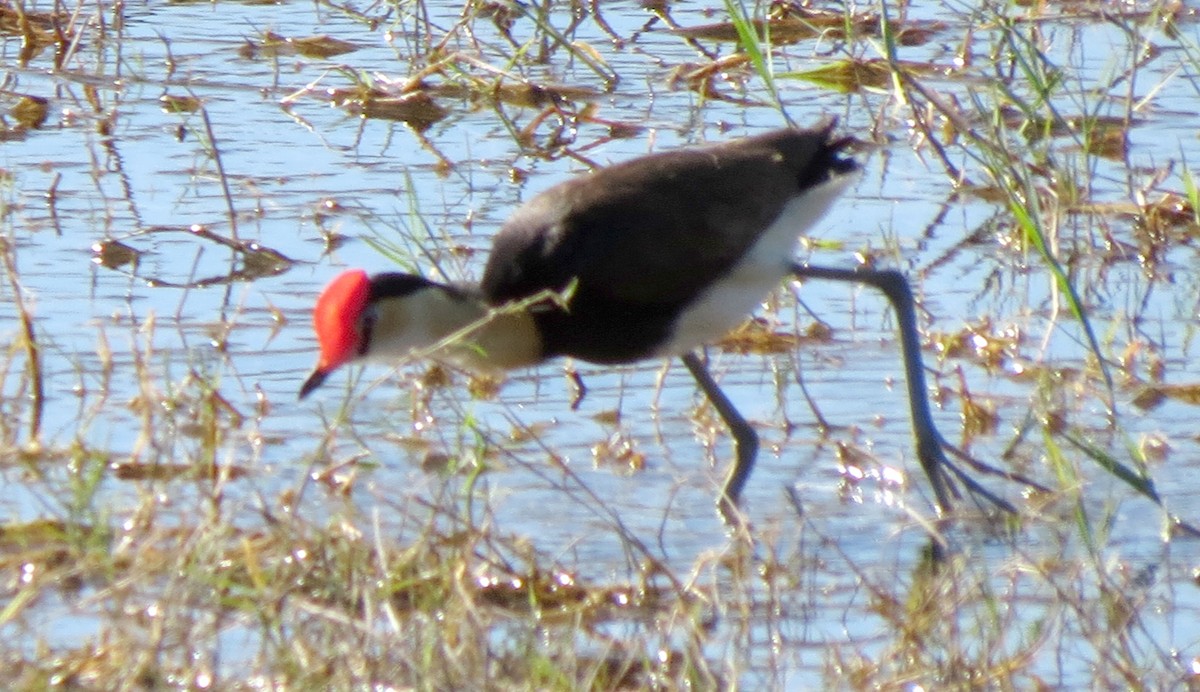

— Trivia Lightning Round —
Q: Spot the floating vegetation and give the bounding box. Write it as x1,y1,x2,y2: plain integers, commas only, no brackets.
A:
92,226,293,287
343,90,448,129
290,67,602,131
0,519,108,593
91,239,141,269
717,317,805,355
0,1,73,64
590,429,645,474
8,95,48,129
425,79,602,109
159,94,202,114
667,54,757,102
1010,112,1136,160
109,461,250,482
785,58,940,93
933,320,1024,373
241,31,359,60
1131,382,1200,411
1137,192,1199,237
957,376,1000,439
670,7,945,47
672,17,828,44
0,93,51,139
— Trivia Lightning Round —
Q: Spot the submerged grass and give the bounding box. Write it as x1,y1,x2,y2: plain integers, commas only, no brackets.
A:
0,0,1198,687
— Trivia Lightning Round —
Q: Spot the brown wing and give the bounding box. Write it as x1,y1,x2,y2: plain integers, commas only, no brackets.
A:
478,126,855,362
481,126,850,305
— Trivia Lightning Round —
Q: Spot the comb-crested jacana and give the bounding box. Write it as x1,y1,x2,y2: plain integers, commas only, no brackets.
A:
299,124,955,517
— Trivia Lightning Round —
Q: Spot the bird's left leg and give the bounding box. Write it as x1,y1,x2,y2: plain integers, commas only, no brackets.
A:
682,351,759,522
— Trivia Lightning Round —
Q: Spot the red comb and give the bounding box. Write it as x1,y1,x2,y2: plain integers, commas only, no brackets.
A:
312,269,371,371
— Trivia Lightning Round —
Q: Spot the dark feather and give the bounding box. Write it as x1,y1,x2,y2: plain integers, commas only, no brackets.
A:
479,126,856,362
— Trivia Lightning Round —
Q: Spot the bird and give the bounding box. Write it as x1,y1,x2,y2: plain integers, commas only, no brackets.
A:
299,122,955,518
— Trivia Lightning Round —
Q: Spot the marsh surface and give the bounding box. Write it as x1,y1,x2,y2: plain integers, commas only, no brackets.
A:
1,1,1199,687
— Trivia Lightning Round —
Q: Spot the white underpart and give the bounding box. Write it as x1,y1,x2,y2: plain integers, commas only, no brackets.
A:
363,287,475,361
659,172,855,357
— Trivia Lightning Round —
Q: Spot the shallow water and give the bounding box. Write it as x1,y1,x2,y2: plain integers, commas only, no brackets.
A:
2,0,1199,685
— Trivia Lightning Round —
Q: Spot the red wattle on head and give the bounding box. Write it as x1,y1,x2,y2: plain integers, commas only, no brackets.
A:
313,269,372,371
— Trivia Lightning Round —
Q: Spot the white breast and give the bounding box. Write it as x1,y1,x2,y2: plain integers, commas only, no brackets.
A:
657,173,855,357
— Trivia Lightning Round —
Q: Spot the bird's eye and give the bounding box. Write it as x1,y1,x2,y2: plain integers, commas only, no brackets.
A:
358,306,377,357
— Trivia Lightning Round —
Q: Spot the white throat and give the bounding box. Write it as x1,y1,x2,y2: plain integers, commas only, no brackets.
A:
365,286,542,373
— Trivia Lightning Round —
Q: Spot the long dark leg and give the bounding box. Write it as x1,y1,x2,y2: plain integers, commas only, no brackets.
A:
789,263,955,514
682,351,758,520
